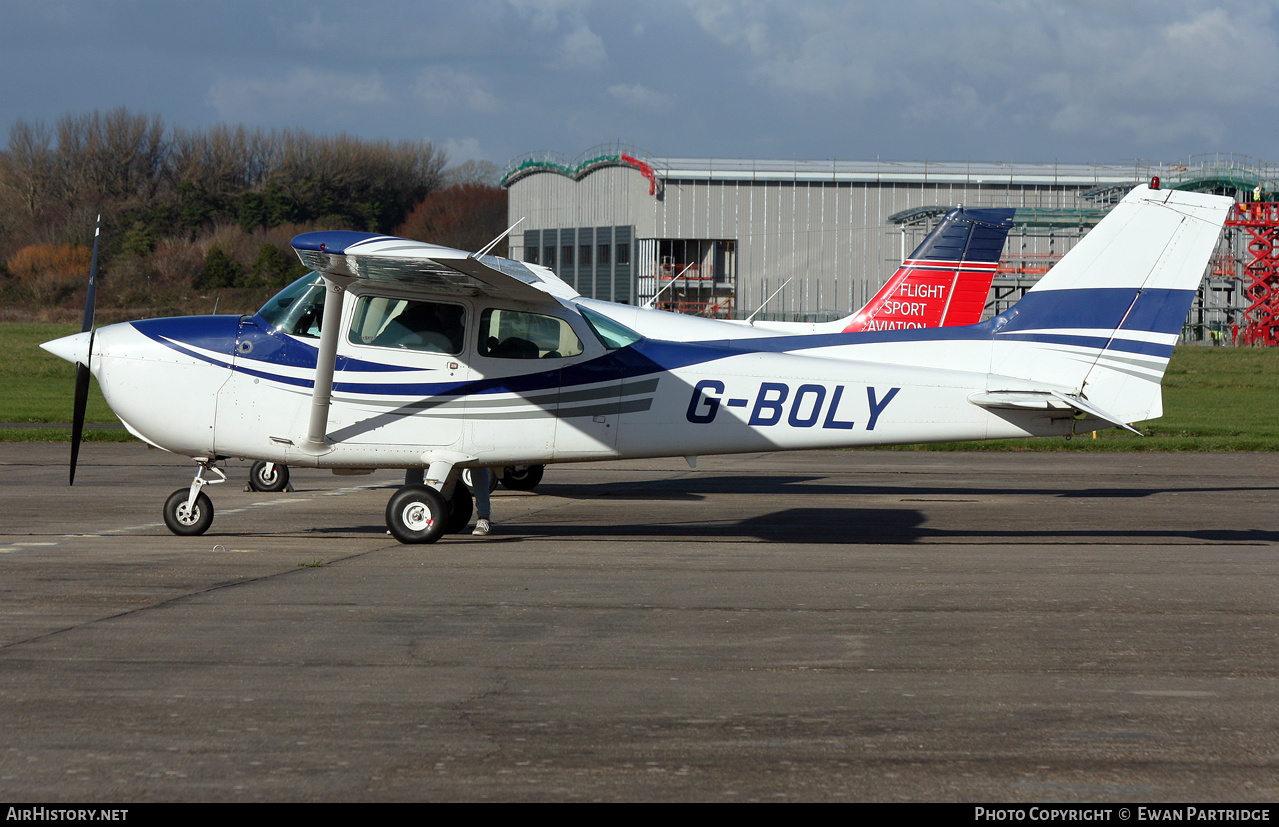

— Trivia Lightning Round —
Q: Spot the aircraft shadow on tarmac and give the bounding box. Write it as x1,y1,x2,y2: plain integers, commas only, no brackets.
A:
287,474,1279,545
531,474,1279,502
492,511,1279,545
301,509,1279,545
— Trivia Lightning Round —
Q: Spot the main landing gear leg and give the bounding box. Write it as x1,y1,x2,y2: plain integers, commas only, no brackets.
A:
163,459,227,536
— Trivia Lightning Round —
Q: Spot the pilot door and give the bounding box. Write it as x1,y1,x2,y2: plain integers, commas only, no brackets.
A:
330,294,472,452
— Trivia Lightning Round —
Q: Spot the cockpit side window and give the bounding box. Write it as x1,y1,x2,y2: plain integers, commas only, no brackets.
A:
258,273,327,338
578,304,642,349
348,296,466,354
477,308,584,359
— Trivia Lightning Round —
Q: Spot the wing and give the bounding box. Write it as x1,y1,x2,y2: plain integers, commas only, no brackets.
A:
291,231,579,305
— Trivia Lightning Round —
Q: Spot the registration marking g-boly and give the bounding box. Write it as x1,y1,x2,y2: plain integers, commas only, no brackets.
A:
686,380,900,431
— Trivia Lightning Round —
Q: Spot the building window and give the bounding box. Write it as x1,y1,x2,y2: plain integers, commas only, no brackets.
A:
616,243,630,266
526,246,538,265
598,244,610,266
545,246,556,269
579,244,592,267
562,245,574,268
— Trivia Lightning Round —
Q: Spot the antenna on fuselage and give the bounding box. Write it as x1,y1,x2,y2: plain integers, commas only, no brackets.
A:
744,278,793,325
472,217,525,260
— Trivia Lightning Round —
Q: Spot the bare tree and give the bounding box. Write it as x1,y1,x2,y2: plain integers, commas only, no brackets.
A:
443,159,502,188
1,119,56,217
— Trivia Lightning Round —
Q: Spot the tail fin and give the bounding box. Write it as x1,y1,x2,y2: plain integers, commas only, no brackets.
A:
843,207,1014,332
985,184,1232,425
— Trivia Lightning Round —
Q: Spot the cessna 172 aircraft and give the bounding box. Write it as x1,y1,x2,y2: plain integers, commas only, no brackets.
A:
42,183,1230,543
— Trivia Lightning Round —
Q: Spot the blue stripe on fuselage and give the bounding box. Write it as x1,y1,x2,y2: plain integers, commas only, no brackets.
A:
129,286,1192,397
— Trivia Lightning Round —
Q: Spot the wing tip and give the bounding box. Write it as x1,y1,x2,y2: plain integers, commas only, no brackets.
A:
291,231,390,255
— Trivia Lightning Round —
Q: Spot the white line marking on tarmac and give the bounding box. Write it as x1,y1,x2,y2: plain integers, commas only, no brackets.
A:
12,481,388,552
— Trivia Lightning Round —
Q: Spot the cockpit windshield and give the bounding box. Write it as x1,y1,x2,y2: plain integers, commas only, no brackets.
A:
258,273,327,338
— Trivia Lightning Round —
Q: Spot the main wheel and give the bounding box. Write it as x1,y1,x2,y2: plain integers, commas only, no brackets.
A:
163,488,214,536
248,460,289,492
386,485,448,544
500,464,544,491
445,484,474,534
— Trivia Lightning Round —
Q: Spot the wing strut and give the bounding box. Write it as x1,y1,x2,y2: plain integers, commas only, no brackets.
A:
300,277,346,454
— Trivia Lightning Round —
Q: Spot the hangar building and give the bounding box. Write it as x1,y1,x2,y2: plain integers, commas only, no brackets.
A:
502,146,1276,341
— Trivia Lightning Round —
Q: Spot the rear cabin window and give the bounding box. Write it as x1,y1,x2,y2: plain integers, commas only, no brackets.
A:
477,308,583,359
348,297,466,354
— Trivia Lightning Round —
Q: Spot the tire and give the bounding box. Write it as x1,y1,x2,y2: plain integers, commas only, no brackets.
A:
500,464,544,491
248,460,289,493
385,485,448,544
445,484,474,534
164,488,214,536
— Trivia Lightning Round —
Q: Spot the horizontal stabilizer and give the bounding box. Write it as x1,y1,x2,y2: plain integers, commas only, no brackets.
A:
969,389,1142,435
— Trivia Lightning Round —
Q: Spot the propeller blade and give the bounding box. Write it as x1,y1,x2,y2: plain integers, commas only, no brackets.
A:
70,361,90,485
69,216,101,486
82,215,99,333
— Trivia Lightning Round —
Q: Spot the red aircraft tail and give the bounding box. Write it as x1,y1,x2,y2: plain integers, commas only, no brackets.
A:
842,207,1014,332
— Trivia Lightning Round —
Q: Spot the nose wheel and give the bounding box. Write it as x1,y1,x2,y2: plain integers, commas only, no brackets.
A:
164,489,214,536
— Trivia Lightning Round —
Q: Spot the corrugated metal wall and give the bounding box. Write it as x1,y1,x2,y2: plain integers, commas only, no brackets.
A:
509,167,1107,320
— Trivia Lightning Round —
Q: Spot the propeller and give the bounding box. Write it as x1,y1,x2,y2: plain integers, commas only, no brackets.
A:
69,215,100,486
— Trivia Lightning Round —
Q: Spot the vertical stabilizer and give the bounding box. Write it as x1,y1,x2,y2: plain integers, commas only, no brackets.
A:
987,185,1232,423
843,207,1014,332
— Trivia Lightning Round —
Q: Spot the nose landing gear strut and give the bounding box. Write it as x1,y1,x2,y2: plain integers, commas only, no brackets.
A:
162,460,227,536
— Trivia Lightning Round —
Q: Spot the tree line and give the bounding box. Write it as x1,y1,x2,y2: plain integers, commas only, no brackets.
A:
0,108,506,321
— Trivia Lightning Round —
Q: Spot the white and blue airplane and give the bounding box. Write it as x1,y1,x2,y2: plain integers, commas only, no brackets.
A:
42,182,1230,543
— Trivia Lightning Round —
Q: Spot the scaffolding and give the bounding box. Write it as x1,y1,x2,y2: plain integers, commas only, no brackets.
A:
644,240,737,318
1223,202,1279,345
1155,155,1279,344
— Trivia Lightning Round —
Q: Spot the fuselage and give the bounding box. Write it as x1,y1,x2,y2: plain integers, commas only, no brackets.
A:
68,275,1082,470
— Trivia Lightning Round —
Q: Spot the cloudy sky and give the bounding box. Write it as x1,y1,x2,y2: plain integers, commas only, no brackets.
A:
3,0,1276,169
